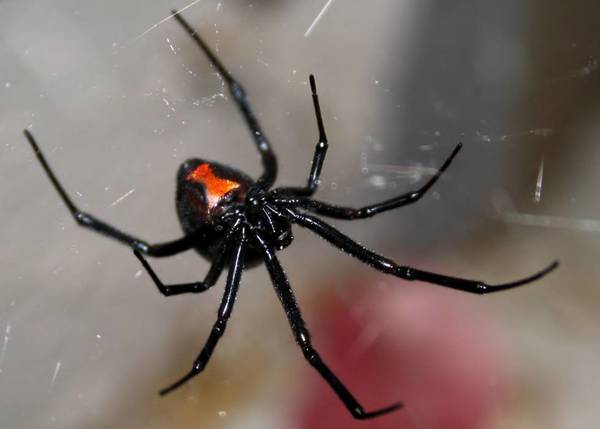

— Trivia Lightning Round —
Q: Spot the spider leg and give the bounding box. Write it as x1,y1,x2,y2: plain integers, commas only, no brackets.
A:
171,10,277,189
274,143,462,219
275,75,329,197
252,231,402,420
159,226,246,395
24,129,200,257
284,208,558,294
134,217,243,295
133,249,225,296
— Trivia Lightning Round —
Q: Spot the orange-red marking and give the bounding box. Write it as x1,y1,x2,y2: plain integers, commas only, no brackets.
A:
186,163,240,209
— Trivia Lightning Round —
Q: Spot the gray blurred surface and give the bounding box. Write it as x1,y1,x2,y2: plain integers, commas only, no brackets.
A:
1,1,599,428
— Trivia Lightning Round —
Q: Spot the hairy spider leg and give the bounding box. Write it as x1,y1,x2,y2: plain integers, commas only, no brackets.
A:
275,143,462,219
276,74,329,197
252,231,403,419
23,129,199,257
159,226,246,395
284,208,558,294
172,10,277,189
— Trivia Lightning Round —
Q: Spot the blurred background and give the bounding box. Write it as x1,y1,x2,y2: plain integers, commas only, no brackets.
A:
1,1,599,428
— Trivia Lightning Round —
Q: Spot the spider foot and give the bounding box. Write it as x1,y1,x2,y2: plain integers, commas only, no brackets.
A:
159,370,198,396
403,260,558,294
474,260,559,294
352,401,404,420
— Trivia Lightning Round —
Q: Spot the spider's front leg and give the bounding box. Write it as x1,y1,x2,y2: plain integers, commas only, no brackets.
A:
284,208,558,294
252,231,402,420
275,75,329,197
275,143,462,219
24,129,200,257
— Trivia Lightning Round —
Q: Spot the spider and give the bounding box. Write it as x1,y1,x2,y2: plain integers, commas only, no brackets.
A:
23,10,558,420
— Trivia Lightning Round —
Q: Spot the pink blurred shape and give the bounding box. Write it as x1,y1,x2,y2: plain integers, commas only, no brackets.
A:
294,275,512,429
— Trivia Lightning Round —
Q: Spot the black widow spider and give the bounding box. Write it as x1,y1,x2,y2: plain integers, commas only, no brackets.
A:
23,10,558,420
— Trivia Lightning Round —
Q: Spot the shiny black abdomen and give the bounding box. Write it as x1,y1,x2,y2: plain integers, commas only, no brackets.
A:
175,158,263,264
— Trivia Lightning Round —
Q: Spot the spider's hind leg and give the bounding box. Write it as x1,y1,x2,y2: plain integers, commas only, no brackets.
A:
252,231,403,420
23,129,200,257
171,10,277,188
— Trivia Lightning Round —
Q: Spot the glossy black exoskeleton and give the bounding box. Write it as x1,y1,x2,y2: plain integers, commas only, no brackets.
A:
23,10,558,420
176,158,292,267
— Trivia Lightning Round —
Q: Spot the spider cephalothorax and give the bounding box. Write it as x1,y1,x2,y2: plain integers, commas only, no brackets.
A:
23,10,558,420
